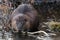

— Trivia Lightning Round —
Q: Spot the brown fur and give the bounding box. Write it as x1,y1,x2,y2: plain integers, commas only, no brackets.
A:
0,4,9,14
10,4,39,32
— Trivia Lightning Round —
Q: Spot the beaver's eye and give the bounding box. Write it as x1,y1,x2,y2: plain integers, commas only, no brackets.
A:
24,19,27,21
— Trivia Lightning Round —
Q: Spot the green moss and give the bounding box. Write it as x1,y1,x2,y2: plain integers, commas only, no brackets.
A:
51,24,60,32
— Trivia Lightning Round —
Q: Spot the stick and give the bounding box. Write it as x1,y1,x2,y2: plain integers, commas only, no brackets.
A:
22,30,49,36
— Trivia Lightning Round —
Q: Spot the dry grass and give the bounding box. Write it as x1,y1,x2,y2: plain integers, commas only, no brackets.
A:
0,4,9,14
48,21,60,32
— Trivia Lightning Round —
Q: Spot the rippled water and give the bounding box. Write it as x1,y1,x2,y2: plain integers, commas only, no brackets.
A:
14,36,60,40
0,31,60,40
13,34,60,40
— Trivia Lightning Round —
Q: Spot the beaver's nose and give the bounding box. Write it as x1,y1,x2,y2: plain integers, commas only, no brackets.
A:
17,22,24,31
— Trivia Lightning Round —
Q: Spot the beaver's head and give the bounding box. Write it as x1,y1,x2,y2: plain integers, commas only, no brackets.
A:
11,14,30,33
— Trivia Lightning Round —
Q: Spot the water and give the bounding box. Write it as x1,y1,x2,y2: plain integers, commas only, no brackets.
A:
13,33,60,40
0,30,60,40
13,35,60,40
